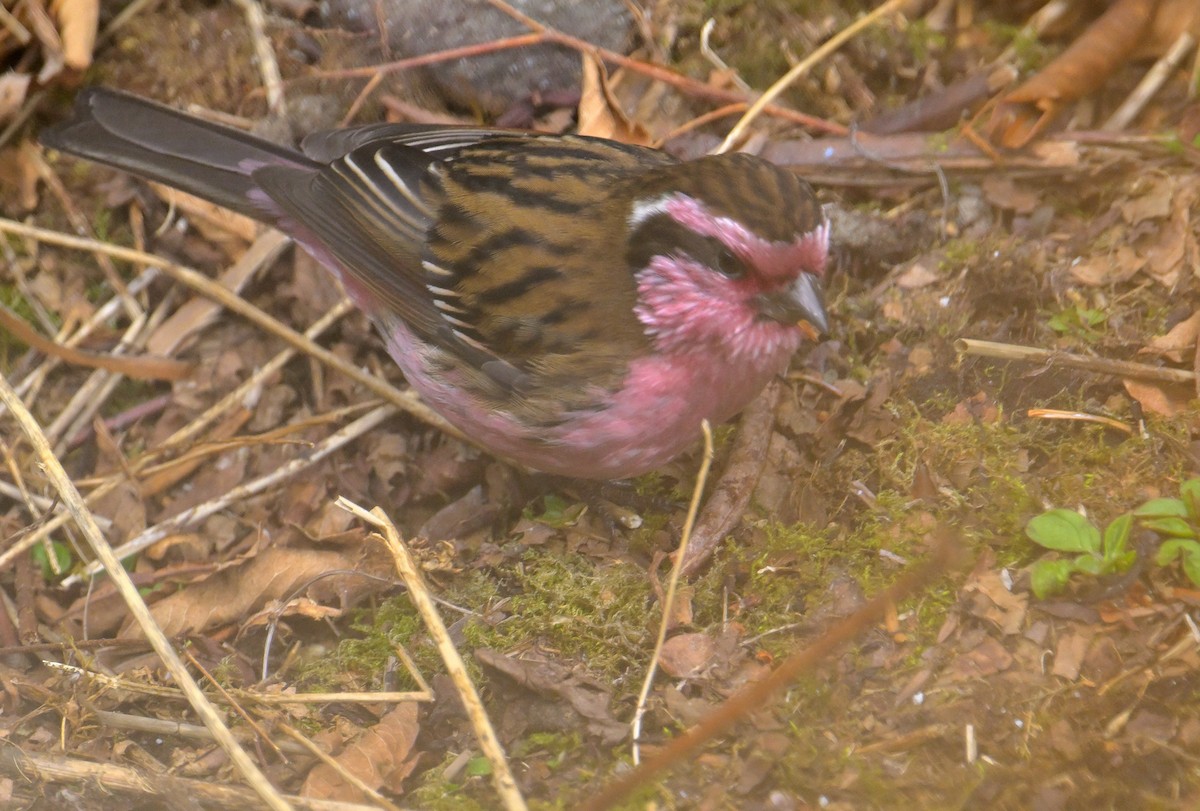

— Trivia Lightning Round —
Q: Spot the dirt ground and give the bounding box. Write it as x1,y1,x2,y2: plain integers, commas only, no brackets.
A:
3,0,1200,808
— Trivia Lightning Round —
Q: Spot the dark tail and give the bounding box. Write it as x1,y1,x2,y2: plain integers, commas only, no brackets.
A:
40,88,317,220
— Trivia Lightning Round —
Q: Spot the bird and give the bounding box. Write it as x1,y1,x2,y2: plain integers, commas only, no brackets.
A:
41,88,829,480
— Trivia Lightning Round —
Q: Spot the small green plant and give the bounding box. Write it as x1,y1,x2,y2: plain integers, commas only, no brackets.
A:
1144,479,1200,587
1025,478,1200,597
1025,509,1135,598
31,541,75,581
1047,304,1106,340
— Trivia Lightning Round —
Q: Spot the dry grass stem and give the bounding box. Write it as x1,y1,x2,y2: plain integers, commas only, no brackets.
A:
338,498,528,811
630,419,714,764
231,0,287,118
1104,31,1197,131
0,218,451,435
278,722,406,811
0,747,390,811
716,0,912,153
0,370,292,811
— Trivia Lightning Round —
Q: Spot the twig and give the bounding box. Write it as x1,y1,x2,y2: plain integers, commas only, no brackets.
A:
700,18,751,93
0,747,387,811
630,420,714,765
46,661,429,705
340,499,527,811
716,0,911,153
93,709,308,754
1026,408,1134,434
231,0,288,118
0,2,31,43
0,371,292,811
955,338,1197,385
0,299,351,574
1104,31,1197,132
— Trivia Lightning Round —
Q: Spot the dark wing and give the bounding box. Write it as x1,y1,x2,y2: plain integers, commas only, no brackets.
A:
252,136,531,390
257,129,675,411
414,135,678,414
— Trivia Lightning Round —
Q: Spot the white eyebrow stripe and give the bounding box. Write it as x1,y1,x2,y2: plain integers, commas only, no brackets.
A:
627,194,676,229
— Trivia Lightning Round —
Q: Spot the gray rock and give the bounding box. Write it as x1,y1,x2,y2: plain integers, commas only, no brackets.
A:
319,0,634,117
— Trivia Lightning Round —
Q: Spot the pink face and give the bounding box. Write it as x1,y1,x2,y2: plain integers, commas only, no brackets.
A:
630,193,829,361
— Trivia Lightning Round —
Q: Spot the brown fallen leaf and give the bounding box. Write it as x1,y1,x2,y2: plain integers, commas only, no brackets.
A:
681,379,781,576
1123,379,1194,417
942,635,1014,682
989,0,1158,148
659,632,717,679
962,567,1029,635
576,54,650,145
1069,245,1144,287
302,703,421,801
122,546,378,637
1140,309,1200,363
1051,629,1093,680
981,175,1040,214
476,648,627,744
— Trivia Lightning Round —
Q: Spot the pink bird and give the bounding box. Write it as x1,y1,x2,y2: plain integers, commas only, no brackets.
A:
42,89,828,479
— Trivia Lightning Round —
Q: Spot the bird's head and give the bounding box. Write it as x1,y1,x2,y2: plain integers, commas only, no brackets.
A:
625,154,829,361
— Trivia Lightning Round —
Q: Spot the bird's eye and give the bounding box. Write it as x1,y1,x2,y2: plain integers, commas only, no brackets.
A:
714,246,744,278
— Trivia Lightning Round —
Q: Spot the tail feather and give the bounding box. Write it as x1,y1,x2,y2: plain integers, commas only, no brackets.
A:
40,88,316,220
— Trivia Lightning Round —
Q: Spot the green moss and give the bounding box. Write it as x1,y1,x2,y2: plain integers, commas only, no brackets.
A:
467,552,653,681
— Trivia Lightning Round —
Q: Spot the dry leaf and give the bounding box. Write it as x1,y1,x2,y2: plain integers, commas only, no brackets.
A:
125,547,366,637
895,262,941,289
1069,245,1143,286
1123,379,1194,417
1140,309,1200,362
659,632,718,678
981,176,1039,214
302,703,421,800
576,54,650,145
1120,176,1174,225
1051,630,1093,680
963,569,1028,635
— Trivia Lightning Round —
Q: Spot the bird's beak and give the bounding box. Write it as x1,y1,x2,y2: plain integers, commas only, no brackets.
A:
754,273,828,337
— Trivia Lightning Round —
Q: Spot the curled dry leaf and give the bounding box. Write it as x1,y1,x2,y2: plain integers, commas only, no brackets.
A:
1069,245,1143,287
476,648,627,744
576,54,651,145
988,0,1157,148
962,568,1028,635
1123,379,1195,417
